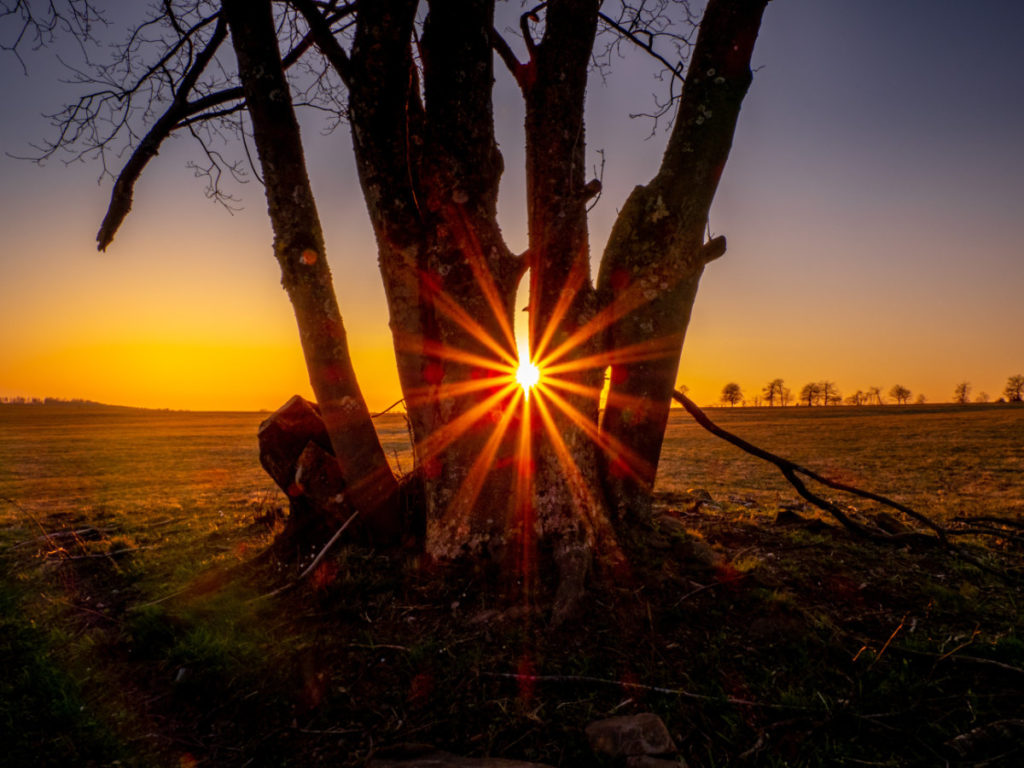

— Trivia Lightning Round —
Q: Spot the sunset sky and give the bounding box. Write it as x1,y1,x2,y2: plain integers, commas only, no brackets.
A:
1,0,1022,412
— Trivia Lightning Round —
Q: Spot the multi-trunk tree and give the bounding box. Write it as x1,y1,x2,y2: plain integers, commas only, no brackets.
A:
14,0,770,616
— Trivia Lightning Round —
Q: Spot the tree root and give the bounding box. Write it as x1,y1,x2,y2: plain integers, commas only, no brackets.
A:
671,390,1019,582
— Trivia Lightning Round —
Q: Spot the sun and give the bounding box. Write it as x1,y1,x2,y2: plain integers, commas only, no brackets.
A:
515,340,541,398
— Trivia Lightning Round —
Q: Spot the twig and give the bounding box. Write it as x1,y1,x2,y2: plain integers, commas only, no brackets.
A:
251,510,360,601
372,398,405,418
869,613,907,670
672,580,719,607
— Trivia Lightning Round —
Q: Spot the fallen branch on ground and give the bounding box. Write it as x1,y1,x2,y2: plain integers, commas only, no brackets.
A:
671,390,1017,581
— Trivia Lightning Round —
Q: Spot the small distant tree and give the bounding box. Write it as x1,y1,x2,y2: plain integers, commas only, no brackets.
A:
721,382,743,407
915,393,927,404
820,380,841,406
762,378,785,407
889,384,912,405
844,390,865,406
953,381,971,404
799,382,822,407
866,386,884,405
975,391,990,403
1004,375,1024,402
780,386,793,407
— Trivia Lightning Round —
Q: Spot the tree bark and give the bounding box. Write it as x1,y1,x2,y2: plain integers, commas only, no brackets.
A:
349,0,526,565
522,0,620,616
597,0,769,520
222,0,399,532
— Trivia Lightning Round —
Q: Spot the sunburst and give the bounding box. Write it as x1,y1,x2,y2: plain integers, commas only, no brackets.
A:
515,340,541,399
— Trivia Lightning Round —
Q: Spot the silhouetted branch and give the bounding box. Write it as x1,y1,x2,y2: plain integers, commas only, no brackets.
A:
490,26,526,84
698,234,727,265
671,389,1024,583
598,10,685,83
288,0,355,86
97,13,229,249
671,388,947,543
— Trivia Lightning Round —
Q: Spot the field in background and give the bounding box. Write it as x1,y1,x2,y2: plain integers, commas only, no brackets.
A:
658,403,1024,520
2,402,1022,529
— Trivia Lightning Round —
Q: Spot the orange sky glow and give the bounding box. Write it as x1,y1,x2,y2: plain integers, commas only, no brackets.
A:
1,1,1022,413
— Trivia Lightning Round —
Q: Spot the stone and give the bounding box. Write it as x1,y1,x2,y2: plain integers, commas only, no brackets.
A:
258,395,333,492
586,713,677,758
368,744,554,768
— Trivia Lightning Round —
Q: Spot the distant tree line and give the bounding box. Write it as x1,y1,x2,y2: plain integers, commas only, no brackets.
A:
706,374,1024,408
0,397,101,405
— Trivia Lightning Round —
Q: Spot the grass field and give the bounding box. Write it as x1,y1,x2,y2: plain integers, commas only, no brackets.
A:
1,402,1022,766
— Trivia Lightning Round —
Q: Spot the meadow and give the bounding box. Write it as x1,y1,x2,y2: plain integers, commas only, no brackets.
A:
1,402,1022,766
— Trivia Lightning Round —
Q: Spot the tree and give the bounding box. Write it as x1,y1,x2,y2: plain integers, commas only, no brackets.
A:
761,378,784,407
1005,375,1024,402
779,385,793,407
12,0,771,613
889,384,912,405
953,382,971,404
975,391,990,404
819,380,841,406
721,382,743,408
866,386,884,405
799,382,822,407
845,390,865,406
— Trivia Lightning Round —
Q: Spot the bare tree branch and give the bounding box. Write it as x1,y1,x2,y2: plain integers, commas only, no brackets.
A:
97,13,229,249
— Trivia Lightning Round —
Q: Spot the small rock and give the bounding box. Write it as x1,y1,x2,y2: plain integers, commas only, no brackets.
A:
686,488,714,503
586,713,677,758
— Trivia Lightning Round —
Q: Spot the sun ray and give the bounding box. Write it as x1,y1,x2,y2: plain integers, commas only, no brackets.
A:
404,375,515,407
413,380,520,468
540,374,664,414
529,391,633,559
539,335,679,377
442,386,523,531
530,255,588,365
444,204,519,354
533,265,682,370
512,392,536,599
395,333,517,376
430,287,519,369
537,383,654,484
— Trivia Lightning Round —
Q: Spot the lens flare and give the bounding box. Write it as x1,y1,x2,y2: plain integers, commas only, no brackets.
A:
515,340,541,398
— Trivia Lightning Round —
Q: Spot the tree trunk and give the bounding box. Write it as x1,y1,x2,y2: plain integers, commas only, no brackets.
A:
522,0,621,617
597,0,769,520
349,0,527,568
222,0,399,533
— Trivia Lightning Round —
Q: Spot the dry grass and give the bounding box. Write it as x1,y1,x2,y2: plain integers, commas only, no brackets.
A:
1,402,1022,767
